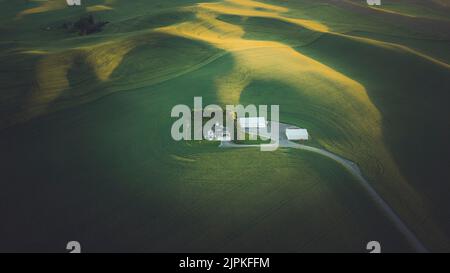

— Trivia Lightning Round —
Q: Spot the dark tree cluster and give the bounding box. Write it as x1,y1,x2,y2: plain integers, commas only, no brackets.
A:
63,14,109,36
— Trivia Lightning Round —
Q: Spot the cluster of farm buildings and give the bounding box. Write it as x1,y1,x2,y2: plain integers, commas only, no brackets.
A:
207,116,309,142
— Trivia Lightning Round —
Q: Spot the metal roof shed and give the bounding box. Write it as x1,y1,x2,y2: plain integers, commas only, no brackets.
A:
286,128,309,140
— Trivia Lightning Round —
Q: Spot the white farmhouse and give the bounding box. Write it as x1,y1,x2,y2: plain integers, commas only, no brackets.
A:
207,123,231,141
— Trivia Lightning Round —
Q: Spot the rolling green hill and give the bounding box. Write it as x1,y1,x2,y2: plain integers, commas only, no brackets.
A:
0,0,449,252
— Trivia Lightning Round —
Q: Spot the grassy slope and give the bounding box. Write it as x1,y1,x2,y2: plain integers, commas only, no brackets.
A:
297,32,450,246
348,31,450,64
0,54,411,252
0,0,449,252
251,0,450,250
162,0,450,249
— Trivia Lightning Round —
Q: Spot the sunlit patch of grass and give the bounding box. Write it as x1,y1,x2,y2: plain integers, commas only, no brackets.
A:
198,0,328,32
86,5,114,13
224,0,288,13
20,50,49,55
81,40,136,81
17,0,66,18
26,52,75,118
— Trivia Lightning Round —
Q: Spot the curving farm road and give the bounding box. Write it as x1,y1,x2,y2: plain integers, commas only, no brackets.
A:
219,122,428,253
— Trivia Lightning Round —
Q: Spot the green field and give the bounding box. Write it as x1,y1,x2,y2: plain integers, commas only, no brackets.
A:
0,0,449,252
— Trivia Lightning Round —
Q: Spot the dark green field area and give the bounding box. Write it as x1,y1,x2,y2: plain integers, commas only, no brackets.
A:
0,0,449,252
0,58,411,252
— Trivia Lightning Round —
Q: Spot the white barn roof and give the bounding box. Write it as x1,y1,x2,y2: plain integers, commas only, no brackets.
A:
238,117,266,128
286,128,309,140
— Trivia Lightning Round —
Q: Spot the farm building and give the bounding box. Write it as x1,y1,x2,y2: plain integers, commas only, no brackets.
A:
238,117,266,129
286,128,309,140
207,123,231,141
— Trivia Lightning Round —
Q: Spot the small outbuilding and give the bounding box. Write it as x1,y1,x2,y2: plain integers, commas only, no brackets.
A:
238,117,266,129
286,128,309,141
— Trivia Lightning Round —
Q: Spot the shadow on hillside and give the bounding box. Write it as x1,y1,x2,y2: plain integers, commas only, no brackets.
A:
295,32,450,250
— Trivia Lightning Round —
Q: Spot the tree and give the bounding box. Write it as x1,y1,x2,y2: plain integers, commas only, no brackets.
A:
63,14,109,36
